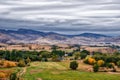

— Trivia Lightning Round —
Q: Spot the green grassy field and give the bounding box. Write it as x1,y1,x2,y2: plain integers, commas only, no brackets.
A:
23,61,120,80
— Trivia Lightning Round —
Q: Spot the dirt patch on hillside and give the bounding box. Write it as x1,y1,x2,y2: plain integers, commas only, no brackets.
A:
51,71,61,74
36,78,42,80
30,69,43,74
107,72,120,74
77,60,93,71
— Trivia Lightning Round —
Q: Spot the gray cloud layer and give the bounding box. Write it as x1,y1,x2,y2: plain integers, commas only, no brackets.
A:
0,0,120,35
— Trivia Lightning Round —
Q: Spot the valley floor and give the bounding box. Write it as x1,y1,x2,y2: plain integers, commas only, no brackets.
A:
23,61,120,80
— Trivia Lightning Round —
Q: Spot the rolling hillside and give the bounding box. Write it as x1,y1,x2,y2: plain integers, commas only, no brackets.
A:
0,29,119,45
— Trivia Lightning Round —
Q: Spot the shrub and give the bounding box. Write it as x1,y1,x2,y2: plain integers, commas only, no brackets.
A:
117,61,120,68
0,72,6,78
97,60,105,67
70,61,78,70
112,67,117,72
18,59,26,67
80,50,90,59
80,53,88,59
83,59,89,64
0,60,4,66
88,58,96,65
3,61,17,68
25,57,31,64
93,64,99,72
0,70,12,78
51,55,60,62
10,72,17,80
74,52,80,60
106,63,114,68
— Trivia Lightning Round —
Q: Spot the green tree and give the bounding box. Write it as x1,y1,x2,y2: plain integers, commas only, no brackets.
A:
40,51,50,58
70,61,78,70
93,64,99,72
117,61,120,68
106,63,114,68
26,57,31,66
74,52,80,60
52,55,60,62
80,50,89,59
10,72,17,80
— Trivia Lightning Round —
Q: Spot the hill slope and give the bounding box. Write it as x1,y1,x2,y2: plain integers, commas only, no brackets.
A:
0,29,119,45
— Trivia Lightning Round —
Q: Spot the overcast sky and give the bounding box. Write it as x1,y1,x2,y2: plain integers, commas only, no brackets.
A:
0,0,120,35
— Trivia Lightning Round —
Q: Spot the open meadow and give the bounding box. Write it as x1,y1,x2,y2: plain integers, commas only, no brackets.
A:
23,61,120,80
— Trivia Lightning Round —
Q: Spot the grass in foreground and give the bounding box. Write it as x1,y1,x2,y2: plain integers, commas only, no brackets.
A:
23,61,120,80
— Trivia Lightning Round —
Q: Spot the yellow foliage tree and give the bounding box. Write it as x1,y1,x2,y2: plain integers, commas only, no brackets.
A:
0,72,6,78
97,60,104,67
88,58,96,65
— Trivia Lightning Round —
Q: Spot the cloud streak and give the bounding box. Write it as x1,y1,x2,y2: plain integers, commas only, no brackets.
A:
0,0,120,35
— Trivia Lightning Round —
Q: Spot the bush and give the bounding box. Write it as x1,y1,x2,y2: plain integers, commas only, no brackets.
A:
112,67,117,72
18,59,26,67
88,58,96,65
93,64,99,72
117,61,120,68
0,60,4,66
70,61,78,70
10,72,17,80
25,57,31,65
80,53,88,59
0,72,6,78
74,52,80,60
106,63,114,68
97,60,105,67
51,55,60,62
3,61,17,68
83,59,89,64
83,57,96,65
80,50,89,59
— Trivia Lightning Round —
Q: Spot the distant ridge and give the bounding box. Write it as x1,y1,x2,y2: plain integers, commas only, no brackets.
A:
0,28,110,37
0,28,119,44
77,33,110,38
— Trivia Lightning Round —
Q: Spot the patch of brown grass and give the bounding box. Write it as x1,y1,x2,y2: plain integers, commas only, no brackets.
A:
36,78,42,80
51,71,61,74
0,70,12,78
30,69,43,74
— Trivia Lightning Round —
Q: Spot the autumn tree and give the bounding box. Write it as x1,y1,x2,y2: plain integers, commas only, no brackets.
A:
0,72,6,78
97,60,105,67
88,58,96,65
18,59,26,67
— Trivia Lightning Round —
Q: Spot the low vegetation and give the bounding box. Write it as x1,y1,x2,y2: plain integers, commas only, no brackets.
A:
0,46,120,80
23,62,120,80
70,61,78,70
0,60,17,68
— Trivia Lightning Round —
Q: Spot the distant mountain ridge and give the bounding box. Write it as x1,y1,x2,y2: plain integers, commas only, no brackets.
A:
0,28,110,37
0,28,119,45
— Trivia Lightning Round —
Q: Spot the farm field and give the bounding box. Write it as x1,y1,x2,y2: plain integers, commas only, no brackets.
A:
23,61,120,80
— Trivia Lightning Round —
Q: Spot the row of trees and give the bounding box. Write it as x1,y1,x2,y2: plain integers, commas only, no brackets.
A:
72,49,120,72
0,50,66,62
83,54,120,72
